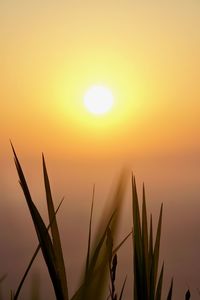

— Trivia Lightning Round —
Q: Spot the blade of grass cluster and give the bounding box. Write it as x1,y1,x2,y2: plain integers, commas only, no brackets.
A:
77,212,116,300
73,173,127,300
166,279,173,300
86,173,127,300
71,210,116,300
14,199,64,300
74,228,131,300
42,155,69,300
11,144,64,300
89,210,116,274
91,171,127,258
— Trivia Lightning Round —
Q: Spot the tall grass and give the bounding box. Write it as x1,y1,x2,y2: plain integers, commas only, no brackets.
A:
131,176,173,300
1,145,190,299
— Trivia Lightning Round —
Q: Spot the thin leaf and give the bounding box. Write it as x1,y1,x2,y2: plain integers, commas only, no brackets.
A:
119,276,127,300
0,275,7,284
155,263,164,300
149,214,154,299
153,203,163,288
132,175,143,300
185,289,191,300
142,184,149,298
30,273,40,300
106,227,113,266
149,214,153,260
42,155,68,300
112,230,133,255
85,184,95,277
166,278,173,300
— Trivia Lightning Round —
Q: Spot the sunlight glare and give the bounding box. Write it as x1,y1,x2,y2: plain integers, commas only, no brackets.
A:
84,85,114,115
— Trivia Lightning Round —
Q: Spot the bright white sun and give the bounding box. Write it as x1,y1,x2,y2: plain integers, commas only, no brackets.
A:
84,85,114,115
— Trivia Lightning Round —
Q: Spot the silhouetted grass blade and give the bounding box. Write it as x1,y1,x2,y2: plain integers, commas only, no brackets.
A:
106,227,113,266
185,289,191,300
142,184,149,298
119,276,127,300
155,263,164,300
42,155,69,300
153,204,163,290
132,176,143,300
85,185,95,278
112,230,132,255
166,279,173,300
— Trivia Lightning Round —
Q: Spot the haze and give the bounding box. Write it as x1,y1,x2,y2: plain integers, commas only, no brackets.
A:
0,1,200,299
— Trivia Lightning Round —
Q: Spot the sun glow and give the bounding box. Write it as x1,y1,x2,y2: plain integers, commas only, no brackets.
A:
84,85,114,115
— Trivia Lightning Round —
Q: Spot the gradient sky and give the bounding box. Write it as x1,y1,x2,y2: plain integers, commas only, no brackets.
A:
0,1,200,299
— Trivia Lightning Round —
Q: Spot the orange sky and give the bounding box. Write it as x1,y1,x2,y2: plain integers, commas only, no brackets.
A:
0,1,200,299
1,0,200,159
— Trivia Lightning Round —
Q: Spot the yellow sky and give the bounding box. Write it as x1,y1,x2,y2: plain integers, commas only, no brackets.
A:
0,1,200,299
1,0,200,162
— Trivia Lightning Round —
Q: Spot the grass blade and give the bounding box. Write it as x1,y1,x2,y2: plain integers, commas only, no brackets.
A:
149,214,154,299
119,276,127,300
142,184,149,298
185,289,191,300
112,230,132,255
132,175,143,300
85,185,95,277
30,273,40,300
0,275,7,284
106,227,113,266
166,278,173,300
153,204,163,289
155,263,164,300
42,155,68,300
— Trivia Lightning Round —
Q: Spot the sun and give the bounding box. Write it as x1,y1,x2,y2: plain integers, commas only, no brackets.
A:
84,85,114,115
